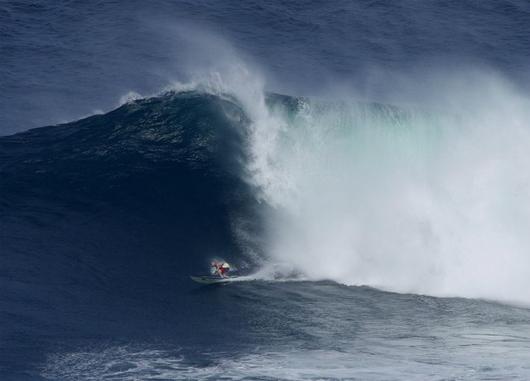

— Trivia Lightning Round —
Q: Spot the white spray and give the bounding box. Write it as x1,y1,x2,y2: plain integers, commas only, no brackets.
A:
243,73,530,304
159,26,530,303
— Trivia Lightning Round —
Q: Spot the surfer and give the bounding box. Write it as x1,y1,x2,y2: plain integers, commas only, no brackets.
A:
211,260,231,278
190,261,235,284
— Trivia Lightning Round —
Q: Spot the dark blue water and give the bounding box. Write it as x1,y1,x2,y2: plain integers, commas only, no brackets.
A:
2,1,530,380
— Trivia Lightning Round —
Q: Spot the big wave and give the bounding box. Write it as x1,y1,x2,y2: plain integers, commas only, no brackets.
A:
3,66,530,305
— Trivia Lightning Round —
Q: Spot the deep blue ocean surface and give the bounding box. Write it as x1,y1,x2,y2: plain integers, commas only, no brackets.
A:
2,1,530,380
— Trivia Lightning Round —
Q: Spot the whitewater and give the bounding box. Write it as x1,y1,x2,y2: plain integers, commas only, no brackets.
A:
178,62,530,305
255,77,530,304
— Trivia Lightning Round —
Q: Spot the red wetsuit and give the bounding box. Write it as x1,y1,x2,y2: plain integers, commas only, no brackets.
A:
212,262,229,277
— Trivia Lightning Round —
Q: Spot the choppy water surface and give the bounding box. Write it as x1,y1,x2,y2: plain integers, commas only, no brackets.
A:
41,282,530,381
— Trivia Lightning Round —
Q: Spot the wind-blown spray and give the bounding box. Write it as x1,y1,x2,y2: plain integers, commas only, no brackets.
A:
162,31,530,304
244,74,530,304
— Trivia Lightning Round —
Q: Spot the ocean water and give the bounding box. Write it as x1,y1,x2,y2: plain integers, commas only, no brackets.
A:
2,1,530,380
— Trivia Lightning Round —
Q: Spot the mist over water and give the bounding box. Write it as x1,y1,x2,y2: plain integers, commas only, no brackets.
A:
104,21,530,305
245,74,530,304
118,11,530,306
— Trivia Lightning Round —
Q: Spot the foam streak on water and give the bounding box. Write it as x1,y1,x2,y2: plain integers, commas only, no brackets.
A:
40,277,530,381
42,345,528,381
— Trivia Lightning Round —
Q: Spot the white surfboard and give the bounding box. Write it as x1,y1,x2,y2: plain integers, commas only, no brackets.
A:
190,275,235,285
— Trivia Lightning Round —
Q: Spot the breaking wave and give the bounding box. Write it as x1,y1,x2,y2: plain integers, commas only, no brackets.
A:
240,72,530,304
3,58,530,305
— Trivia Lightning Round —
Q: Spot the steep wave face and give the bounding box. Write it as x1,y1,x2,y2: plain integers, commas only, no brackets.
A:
244,77,530,304
0,92,261,354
